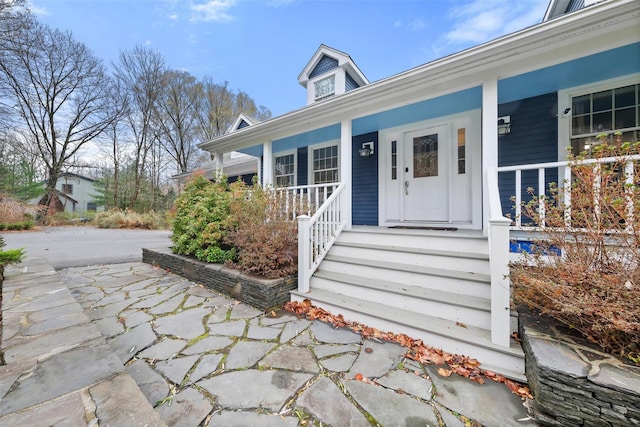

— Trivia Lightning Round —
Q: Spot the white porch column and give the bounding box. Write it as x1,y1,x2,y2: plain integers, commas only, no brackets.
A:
262,140,273,188
340,119,352,230
482,78,499,236
482,78,512,348
213,151,223,180
255,157,262,185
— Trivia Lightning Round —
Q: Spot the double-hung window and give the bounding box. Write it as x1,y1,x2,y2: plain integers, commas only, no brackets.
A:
570,83,639,156
274,152,296,187
311,144,339,184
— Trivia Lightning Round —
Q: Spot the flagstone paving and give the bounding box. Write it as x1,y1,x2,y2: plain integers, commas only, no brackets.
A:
1,259,537,426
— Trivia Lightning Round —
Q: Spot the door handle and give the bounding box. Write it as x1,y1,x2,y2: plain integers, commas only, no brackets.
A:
404,180,409,195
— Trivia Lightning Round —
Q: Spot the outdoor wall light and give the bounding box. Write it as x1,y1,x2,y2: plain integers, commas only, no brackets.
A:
498,115,511,136
359,142,374,157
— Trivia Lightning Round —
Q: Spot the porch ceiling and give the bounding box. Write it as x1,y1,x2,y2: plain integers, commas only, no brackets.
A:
198,0,640,154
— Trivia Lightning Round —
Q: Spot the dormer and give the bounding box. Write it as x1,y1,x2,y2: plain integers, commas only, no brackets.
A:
543,0,607,21
297,44,369,106
228,113,257,134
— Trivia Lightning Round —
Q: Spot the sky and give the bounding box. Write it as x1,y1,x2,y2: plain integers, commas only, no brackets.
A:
29,0,550,118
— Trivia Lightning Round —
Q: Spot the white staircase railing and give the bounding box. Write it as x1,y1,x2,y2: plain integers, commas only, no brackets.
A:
273,183,340,220
486,167,512,348
297,182,347,293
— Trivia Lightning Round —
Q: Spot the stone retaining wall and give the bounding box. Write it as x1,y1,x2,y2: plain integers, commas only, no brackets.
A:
520,313,640,426
142,248,297,311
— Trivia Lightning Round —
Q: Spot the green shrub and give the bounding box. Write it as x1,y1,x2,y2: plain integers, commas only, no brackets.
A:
0,236,24,277
225,181,298,279
171,175,236,263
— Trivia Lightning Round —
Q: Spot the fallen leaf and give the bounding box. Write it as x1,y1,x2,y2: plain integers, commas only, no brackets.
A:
438,368,453,377
283,300,532,399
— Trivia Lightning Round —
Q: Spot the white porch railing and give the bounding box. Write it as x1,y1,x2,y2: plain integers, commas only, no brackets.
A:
296,182,347,293
486,167,512,347
497,154,640,230
273,183,340,220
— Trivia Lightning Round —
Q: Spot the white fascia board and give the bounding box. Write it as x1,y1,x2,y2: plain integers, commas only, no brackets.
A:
200,0,639,154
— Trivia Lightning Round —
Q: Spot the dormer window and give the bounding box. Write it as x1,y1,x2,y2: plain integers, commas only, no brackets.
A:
299,45,369,106
314,75,335,101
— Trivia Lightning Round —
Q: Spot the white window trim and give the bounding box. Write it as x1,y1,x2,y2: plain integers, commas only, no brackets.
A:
308,140,340,185
273,149,297,187
314,75,336,101
306,71,346,105
557,73,640,161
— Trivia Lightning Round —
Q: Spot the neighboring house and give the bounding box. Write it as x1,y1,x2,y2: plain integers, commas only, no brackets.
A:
173,114,259,186
199,0,639,379
32,172,103,215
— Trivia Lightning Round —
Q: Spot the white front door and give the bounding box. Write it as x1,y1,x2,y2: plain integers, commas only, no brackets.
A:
402,125,449,222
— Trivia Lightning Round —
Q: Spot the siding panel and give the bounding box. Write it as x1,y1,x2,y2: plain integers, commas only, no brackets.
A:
498,93,559,219
352,132,379,225
297,147,308,186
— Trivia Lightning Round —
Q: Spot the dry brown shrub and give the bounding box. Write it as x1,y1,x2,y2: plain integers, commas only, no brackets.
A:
225,181,298,279
511,139,640,361
0,194,41,224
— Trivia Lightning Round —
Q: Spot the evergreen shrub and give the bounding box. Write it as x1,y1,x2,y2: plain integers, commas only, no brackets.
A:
171,175,236,263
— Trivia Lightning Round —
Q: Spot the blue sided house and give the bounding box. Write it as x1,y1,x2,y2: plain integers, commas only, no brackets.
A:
199,0,640,379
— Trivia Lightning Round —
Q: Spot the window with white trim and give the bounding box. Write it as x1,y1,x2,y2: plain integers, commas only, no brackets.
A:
314,75,335,101
61,183,73,194
274,152,296,187
571,83,639,156
311,144,339,184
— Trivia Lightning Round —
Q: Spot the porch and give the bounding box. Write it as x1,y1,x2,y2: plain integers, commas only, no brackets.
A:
285,152,639,380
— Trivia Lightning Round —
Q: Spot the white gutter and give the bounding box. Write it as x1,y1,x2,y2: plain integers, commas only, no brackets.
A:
198,0,639,154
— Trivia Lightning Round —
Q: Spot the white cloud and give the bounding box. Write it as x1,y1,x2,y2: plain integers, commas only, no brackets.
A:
393,19,403,28
190,0,237,23
445,0,547,45
26,1,48,16
167,13,179,20
408,18,426,31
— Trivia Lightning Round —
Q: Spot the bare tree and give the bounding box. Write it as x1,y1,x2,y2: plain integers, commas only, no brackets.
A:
113,45,167,209
0,16,116,211
195,78,272,145
196,78,235,141
0,0,27,132
234,90,271,122
96,78,129,208
155,70,202,174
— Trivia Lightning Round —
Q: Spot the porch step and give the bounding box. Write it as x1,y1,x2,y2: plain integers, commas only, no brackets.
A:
321,254,491,299
327,245,491,275
290,289,525,381
343,226,490,254
295,227,525,379
334,241,490,260
312,270,491,329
